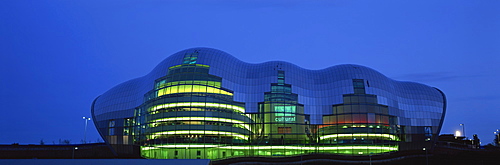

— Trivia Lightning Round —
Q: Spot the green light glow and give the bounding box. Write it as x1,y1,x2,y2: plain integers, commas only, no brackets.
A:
157,85,232,97
141,144,399,159
274,106,296,116
319,133,400,141
144,144,398,151
158,80,222,89
151,117,251,131
218,145,398,151
151,130,249,140
155,144,221,148
150,102,245,113
169,64,209,69
274,117,296,122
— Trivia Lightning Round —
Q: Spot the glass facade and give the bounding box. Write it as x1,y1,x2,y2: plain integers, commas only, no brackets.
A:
91,48,446,160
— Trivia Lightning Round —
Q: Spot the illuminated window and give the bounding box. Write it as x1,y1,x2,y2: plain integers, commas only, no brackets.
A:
157,85,232,97
183,51,199,64
277,70,285,84
274,106,296,116
278,127,292,134
123,128,129,135
124,118,133,127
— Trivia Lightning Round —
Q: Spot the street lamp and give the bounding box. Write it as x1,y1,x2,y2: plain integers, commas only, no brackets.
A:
495,130,500,146
369,152,374,165
72,147,78,159
83,117,91,144
423,147,428,165
460,123,465,138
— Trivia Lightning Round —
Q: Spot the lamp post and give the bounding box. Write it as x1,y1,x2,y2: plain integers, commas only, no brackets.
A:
460,123,465,138
423,147,428,165
83,117,91,144
72,147,78,159
369,152,373,165
495,130,500,146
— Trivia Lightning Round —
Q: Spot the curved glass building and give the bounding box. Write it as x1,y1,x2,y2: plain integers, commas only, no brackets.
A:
91,48,446,159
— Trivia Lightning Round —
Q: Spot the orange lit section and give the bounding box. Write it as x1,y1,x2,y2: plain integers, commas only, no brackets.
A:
323,114,389,125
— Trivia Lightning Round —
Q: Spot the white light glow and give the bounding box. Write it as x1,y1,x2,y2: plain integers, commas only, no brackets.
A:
455,130,462,137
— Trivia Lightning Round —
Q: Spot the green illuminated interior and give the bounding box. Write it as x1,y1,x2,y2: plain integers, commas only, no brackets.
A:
274,106,296,116
157,85,233,97
168,64,209,69
157,80,222,89
135,63,403,160
150,117,252,131
149,102,245,113
319,133,400,141
140,144,399,159
151,130,249,140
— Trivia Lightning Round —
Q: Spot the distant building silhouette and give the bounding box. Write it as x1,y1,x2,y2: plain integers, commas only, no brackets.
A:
437,134,480,149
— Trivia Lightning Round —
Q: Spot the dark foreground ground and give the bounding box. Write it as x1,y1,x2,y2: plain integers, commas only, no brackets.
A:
213,148,500,165
2,143,499,165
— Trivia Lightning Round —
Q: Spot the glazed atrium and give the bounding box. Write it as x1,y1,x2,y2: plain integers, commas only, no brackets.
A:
91,48,446,160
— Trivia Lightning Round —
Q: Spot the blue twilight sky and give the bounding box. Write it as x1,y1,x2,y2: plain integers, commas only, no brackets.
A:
0,0,499,144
